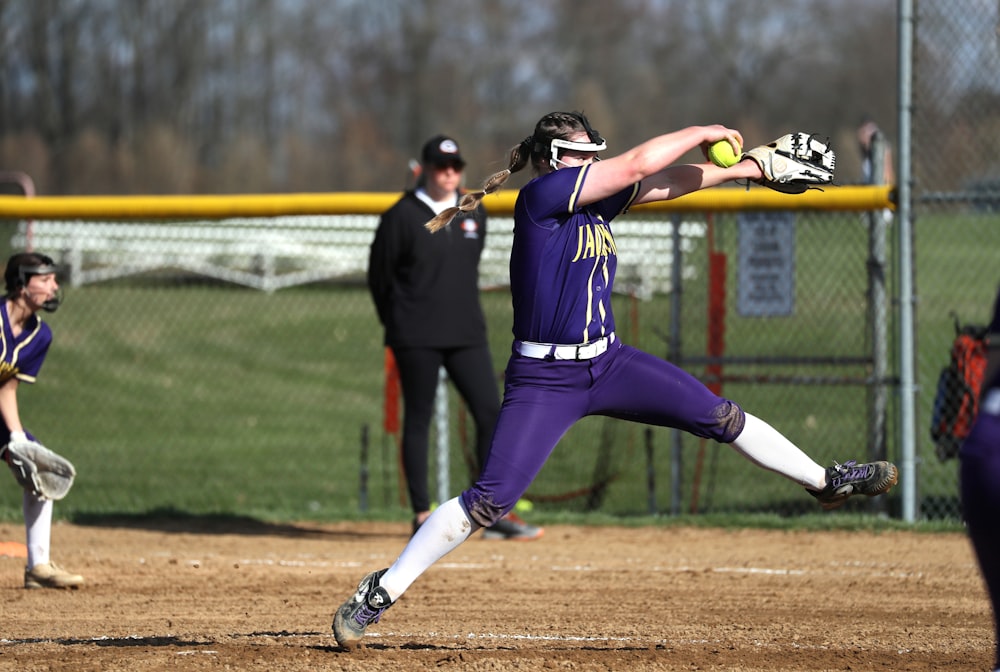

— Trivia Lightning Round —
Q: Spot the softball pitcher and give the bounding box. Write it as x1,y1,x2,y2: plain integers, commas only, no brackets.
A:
369,134,541,541
334,111,898,648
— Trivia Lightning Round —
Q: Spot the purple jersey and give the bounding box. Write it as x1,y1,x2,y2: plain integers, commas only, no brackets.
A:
511,164,639,344
0,301,52,386
460,162,742,527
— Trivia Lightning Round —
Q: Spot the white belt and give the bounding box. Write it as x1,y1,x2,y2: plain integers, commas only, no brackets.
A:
515,332,615,361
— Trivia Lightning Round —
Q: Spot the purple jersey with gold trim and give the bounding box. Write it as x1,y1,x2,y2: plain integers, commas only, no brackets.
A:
510,164,639,344
0,302,52,387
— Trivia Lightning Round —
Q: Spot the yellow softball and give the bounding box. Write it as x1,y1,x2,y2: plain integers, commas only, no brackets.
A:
708,140,741,168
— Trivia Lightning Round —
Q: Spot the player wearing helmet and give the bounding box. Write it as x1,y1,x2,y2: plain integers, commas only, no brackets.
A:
0,252,82,589
334,112,898,648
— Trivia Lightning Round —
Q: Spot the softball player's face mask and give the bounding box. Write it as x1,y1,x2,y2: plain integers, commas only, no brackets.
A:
548,116,607,171
548,137,606,170
40,289,62,313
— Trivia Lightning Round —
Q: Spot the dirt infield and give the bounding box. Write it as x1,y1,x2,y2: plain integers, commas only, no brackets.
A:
0,519,993,671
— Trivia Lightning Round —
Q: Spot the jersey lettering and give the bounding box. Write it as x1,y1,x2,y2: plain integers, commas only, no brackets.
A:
571,221,617,262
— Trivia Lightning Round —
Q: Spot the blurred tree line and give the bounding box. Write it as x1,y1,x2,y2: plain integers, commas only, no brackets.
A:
0,0,985,196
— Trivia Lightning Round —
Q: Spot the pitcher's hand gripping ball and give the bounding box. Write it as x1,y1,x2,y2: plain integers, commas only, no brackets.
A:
708,139,741,168
743,132,836,194
2,436,76,500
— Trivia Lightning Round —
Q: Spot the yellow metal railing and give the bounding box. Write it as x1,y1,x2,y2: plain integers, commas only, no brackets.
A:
0,186,894,220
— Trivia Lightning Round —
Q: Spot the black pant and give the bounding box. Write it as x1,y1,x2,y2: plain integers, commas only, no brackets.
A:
392,344,500,514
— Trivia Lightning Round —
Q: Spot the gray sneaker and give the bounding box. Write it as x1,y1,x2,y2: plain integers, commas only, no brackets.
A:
481,512,544,541
808,460,899,510
333,569,393,649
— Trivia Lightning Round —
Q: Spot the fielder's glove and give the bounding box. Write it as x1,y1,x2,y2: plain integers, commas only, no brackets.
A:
1,433,76,500
743,132,836,194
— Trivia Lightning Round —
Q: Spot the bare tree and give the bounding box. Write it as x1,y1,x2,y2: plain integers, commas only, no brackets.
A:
0,0,904,195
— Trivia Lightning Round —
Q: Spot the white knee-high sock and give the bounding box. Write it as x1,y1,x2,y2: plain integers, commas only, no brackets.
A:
23,491,53,569
730,412,827,490
380,497,479,601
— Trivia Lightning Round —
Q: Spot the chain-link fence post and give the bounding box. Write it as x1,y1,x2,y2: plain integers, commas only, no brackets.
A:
866,133,892,516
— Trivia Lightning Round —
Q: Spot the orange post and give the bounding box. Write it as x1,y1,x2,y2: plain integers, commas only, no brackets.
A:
383,347,407,506
691,215,727,513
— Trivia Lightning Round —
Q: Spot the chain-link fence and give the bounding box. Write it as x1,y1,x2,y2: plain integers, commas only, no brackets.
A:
0,193,903,522
911,0,1000,520
0,2,996,523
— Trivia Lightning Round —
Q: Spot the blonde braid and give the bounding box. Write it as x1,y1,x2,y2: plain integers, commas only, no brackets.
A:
425,137,535,233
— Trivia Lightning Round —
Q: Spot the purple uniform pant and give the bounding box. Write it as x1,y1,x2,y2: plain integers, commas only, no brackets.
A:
960,412,1000,669
460,341,744,525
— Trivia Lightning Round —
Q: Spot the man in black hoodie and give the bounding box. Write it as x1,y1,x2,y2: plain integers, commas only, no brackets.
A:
368,134,542,541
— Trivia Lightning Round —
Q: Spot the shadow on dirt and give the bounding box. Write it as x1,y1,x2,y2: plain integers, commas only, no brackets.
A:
69,508,392,539
5,634,214,648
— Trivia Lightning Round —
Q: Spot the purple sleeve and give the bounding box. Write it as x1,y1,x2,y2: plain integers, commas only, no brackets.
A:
517,165,638,226
14,324,52,382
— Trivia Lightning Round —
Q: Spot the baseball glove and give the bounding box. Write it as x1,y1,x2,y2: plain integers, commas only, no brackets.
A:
2,435,76,500
743,132,836,194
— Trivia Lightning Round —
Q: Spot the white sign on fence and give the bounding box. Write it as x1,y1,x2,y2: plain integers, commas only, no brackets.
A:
736,211,795,317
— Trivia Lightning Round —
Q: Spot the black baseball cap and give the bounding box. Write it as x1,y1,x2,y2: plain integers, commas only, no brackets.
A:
421,135,466,168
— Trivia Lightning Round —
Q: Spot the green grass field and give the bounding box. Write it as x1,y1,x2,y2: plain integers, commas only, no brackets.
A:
0,210,994,529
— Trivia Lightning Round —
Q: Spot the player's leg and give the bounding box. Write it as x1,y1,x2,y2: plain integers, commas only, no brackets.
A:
386,367,581,592
335,357,585,646
461,353,591,524
589,345,894,504
960,436,1000,671
332,495,480,647
588,344,748,441
445,346,542,540
23,492,52,568
392,346,444,523
589,346,823,483
731,412,827,489
23,491,83,589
